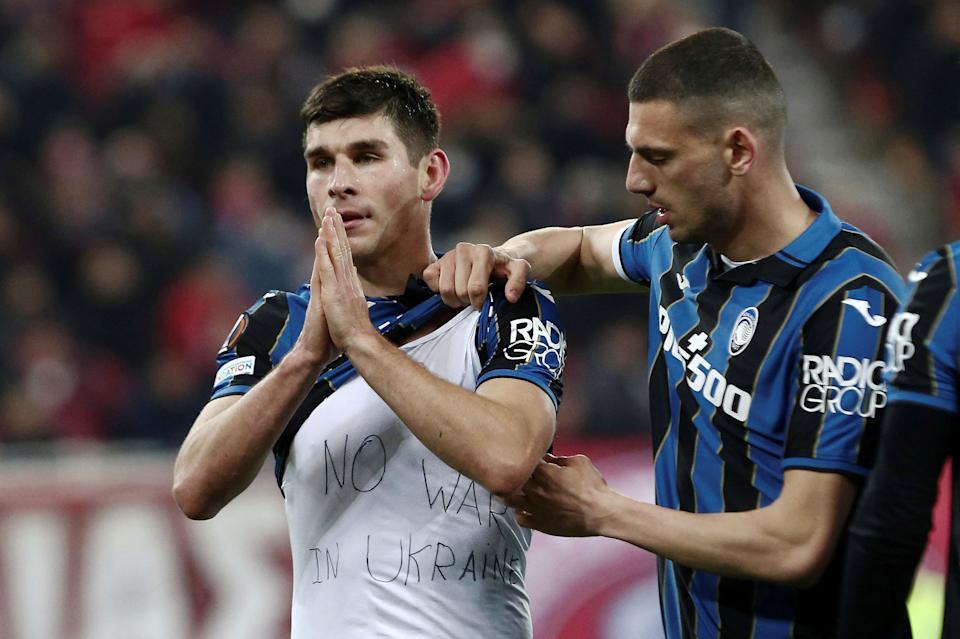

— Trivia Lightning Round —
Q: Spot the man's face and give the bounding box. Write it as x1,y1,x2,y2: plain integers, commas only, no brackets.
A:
624,100,735,245
304,113,424,263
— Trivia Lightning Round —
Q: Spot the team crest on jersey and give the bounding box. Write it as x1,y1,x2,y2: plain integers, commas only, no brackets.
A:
219,314,249,354
729,307,758,356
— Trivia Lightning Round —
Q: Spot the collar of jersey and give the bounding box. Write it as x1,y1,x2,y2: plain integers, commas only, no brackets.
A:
298,274,442,337
712,184,841,287
366,275,438,328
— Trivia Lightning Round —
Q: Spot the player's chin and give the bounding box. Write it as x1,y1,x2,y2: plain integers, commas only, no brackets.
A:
665,224,689,243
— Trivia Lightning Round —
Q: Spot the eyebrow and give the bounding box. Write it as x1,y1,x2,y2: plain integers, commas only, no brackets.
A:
626,142,672,155
304,138,390,160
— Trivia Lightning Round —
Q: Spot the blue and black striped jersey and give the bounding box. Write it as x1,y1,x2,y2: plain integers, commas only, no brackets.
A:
887,243,960,413
210,279,565,486
613,185,905,638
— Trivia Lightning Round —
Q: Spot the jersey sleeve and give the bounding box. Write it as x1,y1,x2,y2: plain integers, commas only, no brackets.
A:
886,248,959,413
783,280,901,476
210,291,293,400
474,282,566,408
611,210,663,284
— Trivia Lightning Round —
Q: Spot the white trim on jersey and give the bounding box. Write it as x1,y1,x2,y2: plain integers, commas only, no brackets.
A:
611,223,631,282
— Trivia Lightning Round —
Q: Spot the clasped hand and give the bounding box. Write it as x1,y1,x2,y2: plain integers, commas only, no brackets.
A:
296,207,377,367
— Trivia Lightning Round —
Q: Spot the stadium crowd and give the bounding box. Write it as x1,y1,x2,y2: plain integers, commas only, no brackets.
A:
0,0,954,447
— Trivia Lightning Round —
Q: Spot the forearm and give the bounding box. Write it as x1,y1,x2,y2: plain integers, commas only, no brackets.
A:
498,227,586,292
500,222,635,295
594,472,854,586
346,332,550,494
173,346,324,518
595,494,804,583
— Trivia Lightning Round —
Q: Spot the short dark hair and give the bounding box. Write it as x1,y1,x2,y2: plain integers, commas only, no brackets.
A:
300,65,441,164
628,28,786,143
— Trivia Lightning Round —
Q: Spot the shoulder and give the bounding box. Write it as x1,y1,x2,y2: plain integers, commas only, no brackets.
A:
894,243,960,341
622,209,670,245
218,286,306,357
906,243,960,296
481,281,563,325
803,224,905,301
238,288,299,329
475,281,565,355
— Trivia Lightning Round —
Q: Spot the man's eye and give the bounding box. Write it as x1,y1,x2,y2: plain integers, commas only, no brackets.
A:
357,154,378,163
313,158,330,169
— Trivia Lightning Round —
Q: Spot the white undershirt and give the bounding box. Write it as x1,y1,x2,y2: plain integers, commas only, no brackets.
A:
719,254,756,271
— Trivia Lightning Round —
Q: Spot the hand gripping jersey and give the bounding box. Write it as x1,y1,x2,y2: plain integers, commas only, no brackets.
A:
611,186,905,638
210,280,565,638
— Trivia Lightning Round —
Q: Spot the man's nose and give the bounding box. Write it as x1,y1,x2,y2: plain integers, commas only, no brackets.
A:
328,161,358,198
625,157,654,197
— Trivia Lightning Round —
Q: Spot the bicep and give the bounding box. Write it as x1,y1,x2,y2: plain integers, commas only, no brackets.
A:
762,469,858,584
771,469,858,559
574,220,645,293
776,469,858,531
476,377,556,452
181,395,243,446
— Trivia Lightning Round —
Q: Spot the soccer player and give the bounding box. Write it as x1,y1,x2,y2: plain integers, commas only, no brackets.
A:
172,67,566,638
424,28,906,637
840,242,960,638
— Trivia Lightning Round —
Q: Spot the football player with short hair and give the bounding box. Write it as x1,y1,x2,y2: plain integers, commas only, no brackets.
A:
173,66,565,638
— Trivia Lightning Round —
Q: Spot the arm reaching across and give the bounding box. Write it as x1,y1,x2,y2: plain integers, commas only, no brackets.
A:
423,220,638,308
507,454,856,587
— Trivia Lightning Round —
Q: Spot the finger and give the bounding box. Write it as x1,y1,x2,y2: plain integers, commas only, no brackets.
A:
505,259,530,303
558,454,589,467
324,214,351,283
422,260,440,292
311,233,323,290
514,510,535,530
316,216,337,286
437,256,462,308
350,264,365,298
530,462,551,480
331,210,353,275
503,493,530,511
466,246,491,309
321,212,346,278
454,245,472,306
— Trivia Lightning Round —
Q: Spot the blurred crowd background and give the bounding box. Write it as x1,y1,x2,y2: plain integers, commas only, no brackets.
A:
0,0,957,449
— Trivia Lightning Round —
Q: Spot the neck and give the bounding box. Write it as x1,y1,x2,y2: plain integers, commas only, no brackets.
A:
716,165,816,262
356,246,437,298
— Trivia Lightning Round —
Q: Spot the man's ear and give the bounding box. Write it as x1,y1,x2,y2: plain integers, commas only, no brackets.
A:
420,149,450,202
723,127,757,177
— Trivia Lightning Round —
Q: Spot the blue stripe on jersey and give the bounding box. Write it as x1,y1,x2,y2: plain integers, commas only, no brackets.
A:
693,571,721,638
615,185,905,638
661,558,682,638
782,456,868,475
